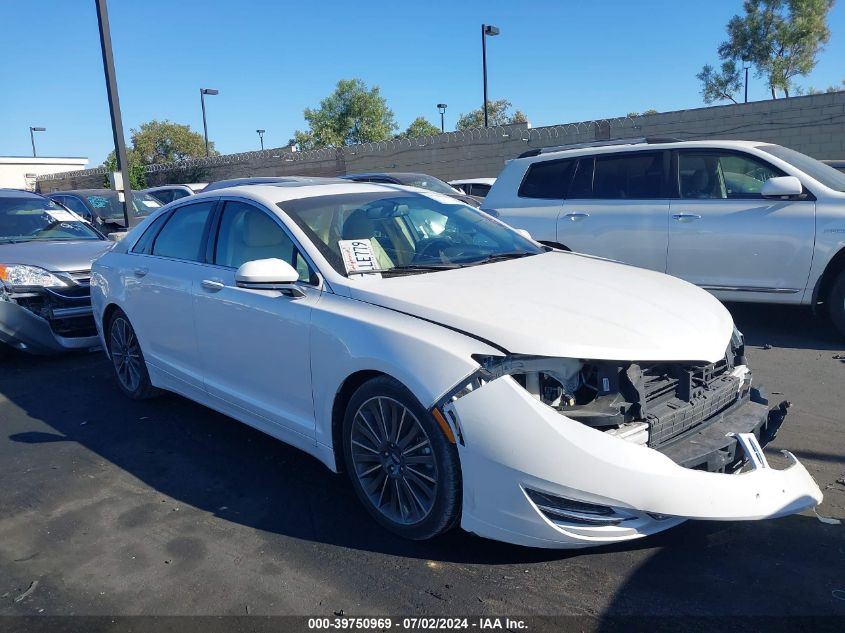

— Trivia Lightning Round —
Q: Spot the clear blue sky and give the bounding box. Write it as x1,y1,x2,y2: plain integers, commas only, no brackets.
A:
1,0,843,166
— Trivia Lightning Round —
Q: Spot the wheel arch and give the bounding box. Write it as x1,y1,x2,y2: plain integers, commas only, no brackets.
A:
331,369,389,472
812,246,845,308
101,303,124,356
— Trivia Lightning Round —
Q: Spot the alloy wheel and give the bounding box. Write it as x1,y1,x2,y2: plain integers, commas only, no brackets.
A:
349,396,438,525
110,317,143,393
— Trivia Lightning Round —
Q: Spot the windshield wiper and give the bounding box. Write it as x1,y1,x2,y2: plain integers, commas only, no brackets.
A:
457,251,537,266
348,263,461,277
0,238,31,245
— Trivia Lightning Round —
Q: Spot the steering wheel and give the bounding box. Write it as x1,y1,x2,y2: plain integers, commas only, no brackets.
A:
413,237,488,264
413,238,455,263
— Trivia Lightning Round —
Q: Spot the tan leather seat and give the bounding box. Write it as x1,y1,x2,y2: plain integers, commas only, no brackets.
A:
222,209,292,268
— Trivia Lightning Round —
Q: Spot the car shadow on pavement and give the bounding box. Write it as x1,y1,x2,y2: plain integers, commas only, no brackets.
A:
1,300,843,576
1,351,671,567
725,302,843,351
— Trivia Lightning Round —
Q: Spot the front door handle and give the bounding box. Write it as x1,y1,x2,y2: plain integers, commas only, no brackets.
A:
564,212,590,221
201,279,225,292
672,213,702,222
133,267,148,277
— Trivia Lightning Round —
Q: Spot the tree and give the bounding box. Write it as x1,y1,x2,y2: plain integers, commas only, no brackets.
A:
697,61,744,104
100,119,213,189
290,79,397,150
102,150,147,190
399,117,441,138
130,120,215,164
456,100,528,130
700,0,834,100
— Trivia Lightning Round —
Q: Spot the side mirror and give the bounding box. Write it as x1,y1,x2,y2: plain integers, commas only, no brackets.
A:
514,228,532,240
761,176,803,199
235,258,304,296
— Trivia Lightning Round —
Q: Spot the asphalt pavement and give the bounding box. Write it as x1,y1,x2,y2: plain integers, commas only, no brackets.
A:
0,302,843,631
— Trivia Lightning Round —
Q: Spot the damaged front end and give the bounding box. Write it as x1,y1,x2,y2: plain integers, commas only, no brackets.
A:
436,331,823,548
0,269,99,353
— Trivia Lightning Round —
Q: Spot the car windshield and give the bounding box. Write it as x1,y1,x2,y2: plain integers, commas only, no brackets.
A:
393,174,461,195
0,197,102,243
84,192,163,220
757,145,845,193
279,192,544,276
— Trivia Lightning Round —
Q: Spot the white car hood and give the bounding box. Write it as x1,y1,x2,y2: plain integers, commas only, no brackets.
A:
348,252,734,362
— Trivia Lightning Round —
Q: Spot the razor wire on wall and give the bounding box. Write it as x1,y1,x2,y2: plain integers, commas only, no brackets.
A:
36,92,845,188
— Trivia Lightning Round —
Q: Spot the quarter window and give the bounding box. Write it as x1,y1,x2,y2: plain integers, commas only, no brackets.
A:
214,201,311,282
679,152,784,199
151,201,214,261
518,159,575,199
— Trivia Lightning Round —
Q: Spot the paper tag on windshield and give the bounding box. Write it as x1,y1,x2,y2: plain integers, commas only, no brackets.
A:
339,239,379,274
47,210,77,222
142,200,161,208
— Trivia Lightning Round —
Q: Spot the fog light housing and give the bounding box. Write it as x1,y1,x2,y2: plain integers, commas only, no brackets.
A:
525,488,635,526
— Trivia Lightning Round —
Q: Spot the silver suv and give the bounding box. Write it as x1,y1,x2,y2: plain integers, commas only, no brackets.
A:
483,138,845,335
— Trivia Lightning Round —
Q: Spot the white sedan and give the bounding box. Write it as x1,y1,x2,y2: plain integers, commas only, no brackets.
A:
90,182,822,548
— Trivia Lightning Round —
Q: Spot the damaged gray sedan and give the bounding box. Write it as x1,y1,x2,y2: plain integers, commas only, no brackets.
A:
0,190,111,355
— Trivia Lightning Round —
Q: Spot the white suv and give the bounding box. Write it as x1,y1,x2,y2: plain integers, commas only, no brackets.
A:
483,138,845,335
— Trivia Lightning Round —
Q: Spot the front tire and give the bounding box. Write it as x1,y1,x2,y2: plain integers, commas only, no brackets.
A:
342,376,461,540
107,310,158,400
828,271,845,338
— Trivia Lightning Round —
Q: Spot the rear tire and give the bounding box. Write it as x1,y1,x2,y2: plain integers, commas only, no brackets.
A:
107,309,158,400
342,376,461,540
828,271,845,338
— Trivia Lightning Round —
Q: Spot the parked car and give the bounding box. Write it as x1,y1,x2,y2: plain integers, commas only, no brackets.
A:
449,177,496,198
203,176,344,192
141,183,207,204
47,189,163,236
0,189,111,355
483,138,845,335
341,172,482,207
823,159,845,175
90,182,820,548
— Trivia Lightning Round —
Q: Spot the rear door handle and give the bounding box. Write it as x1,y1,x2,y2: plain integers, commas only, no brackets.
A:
201,279,225,292
564,212,590,221
133,267,148,277
672,213,702,221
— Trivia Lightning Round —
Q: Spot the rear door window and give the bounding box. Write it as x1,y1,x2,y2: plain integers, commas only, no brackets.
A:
591,152,665,199
518,159,575,199
151,201,214,262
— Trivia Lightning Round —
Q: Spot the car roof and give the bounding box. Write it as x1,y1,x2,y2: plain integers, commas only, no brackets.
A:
518,138,767,161
343,172,435,179
48,189,119,196
189,181,431,206
0,188,48,199
203,176,344,191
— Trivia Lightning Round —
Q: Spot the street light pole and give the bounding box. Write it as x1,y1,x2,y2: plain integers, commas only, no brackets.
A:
29,127,46,157
743,59,751,103
200,88,219,156
481,24,499,128
437,104,447,132
94,0,134,228
256,129,265,150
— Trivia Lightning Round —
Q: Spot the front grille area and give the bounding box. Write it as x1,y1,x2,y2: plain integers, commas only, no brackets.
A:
15,284,96,339
639,358,740,447
66,270,92,286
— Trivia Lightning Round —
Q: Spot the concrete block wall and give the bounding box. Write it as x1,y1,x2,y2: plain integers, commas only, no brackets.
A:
37,91,845,193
